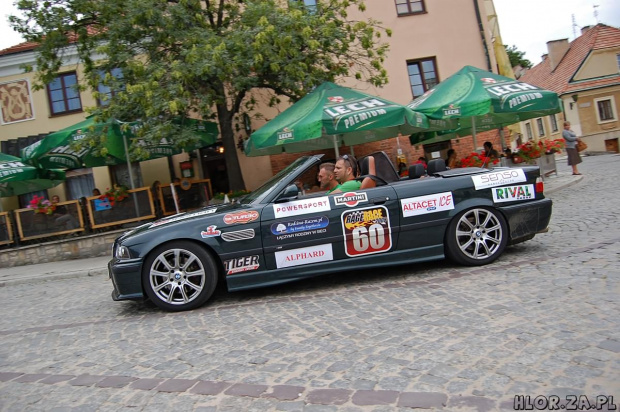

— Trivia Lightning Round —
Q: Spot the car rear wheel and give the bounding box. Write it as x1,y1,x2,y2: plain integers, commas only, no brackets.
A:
445,207,508,266
142,241,218,311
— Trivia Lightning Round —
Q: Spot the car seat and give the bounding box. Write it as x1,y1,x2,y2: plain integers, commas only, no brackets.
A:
409,163,426,179
427,159,447,175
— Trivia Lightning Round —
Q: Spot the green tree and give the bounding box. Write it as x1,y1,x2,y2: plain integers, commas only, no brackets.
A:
10,0,390,191
505,45,532,69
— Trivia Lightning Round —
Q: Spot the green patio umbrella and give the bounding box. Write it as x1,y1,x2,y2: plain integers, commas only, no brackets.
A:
245,82,429,157
21,116,219,170
407,66,562,148
0,153,65,197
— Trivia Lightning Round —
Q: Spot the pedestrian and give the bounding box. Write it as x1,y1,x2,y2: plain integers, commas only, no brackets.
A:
483,141,499,160
446,149,457,169
562,121,582,175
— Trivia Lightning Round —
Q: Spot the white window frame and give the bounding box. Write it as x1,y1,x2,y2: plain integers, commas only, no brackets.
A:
593,96,617,124
549,114,558,133
536,118,545,137
525,122,533,140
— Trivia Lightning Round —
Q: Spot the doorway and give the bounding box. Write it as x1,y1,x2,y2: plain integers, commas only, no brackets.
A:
200,147,229,195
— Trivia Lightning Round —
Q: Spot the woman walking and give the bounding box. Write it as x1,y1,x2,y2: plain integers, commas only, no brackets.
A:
562,121,582,175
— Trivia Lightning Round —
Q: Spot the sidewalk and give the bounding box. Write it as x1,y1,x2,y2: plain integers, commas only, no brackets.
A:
0,163,582,287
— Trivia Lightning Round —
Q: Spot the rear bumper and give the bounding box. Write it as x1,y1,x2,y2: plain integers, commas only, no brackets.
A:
500,198,552,241
108,258,145,301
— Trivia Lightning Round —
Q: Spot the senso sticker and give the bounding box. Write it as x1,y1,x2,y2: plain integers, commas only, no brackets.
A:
275,244,333,269
492,184,535,203
223,255,260,275
200,225,221,238
341,206,392,257
334,192,368,207
471,169,526,190
273,196,331,218
223,211,259,225
401,192,454,218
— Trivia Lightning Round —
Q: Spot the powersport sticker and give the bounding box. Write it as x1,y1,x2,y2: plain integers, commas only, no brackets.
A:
401,192,454,218
271,216,329,240
223,255,260,275
341,206,392,257
275,244,333,269
492,184,535,203
471,169,526,190
223,211,259,225
273,197,330,218
334,192,368,207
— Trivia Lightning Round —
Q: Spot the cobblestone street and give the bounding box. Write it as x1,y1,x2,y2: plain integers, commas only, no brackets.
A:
1,155,619,411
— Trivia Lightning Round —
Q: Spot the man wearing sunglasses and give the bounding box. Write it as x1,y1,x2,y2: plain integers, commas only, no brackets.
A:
329,154,361,194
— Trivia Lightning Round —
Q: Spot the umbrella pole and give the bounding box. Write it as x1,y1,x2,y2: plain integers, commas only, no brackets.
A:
333,135,339,158
471,117,478,151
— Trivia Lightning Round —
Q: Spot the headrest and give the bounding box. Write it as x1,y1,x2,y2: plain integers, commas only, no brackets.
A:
409,164,426,179
427,159,447,175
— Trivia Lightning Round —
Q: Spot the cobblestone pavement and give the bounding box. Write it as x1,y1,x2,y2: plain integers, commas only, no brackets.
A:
1,155,619,411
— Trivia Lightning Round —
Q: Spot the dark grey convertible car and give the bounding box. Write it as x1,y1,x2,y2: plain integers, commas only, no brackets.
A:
109,152,552,311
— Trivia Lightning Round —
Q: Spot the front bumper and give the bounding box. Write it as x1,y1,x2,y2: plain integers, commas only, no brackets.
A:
108,258,145,301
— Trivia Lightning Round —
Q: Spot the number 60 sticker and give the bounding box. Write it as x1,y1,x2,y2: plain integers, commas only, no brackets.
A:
341,206,392,257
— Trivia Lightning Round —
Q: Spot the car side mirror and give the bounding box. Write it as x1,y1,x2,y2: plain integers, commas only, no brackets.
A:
275,184,300,203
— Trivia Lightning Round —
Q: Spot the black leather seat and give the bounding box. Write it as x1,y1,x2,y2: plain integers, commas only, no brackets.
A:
427,159,447,175
409,163,426,179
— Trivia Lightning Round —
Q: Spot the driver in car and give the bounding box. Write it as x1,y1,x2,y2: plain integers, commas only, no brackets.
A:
329,154,361,194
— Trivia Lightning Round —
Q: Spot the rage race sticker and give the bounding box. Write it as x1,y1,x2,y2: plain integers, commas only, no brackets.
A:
341,206,392,257
223,211,259,225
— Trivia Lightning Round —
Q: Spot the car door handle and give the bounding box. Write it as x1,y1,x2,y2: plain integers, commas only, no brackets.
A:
371,197,389,205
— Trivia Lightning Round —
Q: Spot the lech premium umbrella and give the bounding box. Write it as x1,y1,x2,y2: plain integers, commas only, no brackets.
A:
245,82,429,157
407,66,562,148
0,153,65,197
21,116,219,170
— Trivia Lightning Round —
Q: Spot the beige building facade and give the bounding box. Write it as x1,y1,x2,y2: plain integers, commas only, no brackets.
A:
1,0,505,210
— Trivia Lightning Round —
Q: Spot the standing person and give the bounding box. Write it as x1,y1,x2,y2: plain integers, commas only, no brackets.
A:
329,154,361,194
483,141,499,160
446,149,457,169
562,121,582,175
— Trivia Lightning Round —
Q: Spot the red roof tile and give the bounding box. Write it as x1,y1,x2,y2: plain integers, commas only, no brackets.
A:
520,24,620,96
0,41,39,56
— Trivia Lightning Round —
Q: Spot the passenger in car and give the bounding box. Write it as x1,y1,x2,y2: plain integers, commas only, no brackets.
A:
329,154,362,194
316,162,338,192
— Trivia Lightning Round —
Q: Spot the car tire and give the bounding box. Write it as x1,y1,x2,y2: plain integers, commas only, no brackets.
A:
445,207,508,266
142,241,218,311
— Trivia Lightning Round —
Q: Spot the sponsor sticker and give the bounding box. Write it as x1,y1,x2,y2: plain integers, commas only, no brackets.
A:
223,211,259,225
334,192,368,207
275,244,333,269
200,225,221,238
492,184,535,203
341,206,392,257
150,208,217,227
223,255,260,275
443,104,461,116
271,216,329,240
273,196,331,218
471,169,527,190
401,191,454,218
277,127,294,141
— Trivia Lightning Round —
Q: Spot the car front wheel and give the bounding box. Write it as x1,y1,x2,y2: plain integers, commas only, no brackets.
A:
142,241,218,311
445,207,508,266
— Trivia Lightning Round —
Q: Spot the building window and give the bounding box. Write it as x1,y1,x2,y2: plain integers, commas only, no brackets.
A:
290,0,316,12
594,97,617,123
525,122,532,140
550,114,558,132
537,118,545,136
407,58,438,98
47,72,82,115
395,0,425,15
97,68,124,106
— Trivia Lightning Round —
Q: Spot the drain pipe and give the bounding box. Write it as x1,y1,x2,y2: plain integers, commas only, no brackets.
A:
473,0,492,71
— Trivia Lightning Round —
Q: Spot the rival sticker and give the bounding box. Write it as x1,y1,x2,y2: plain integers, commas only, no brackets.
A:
273,197,330,218
275,244,333,269
492,184,535,203
200,225,221,238
223,255,260,275
471,169,527,190
341,206,392,257
334,192,368,207
223,211,259,225
401,192,454,218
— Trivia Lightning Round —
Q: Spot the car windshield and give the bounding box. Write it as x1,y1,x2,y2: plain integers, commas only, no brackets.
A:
240,156,314,205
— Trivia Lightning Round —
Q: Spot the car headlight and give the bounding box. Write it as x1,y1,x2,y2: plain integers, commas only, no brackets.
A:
115,245,131,260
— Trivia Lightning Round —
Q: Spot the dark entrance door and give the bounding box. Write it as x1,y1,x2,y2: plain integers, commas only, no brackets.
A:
200,147,229,195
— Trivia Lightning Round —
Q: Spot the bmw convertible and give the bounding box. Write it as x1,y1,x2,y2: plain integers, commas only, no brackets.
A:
109,151,552,311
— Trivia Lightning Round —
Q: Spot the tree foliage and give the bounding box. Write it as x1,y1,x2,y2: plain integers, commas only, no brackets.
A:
11,0,391,190
505,45,532,69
